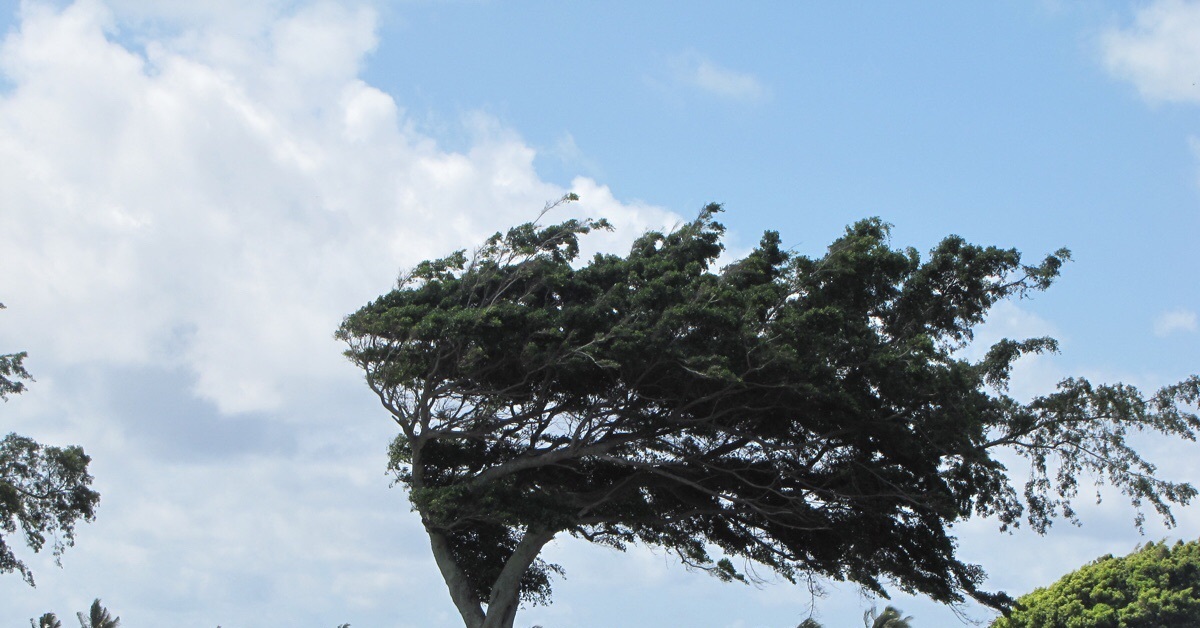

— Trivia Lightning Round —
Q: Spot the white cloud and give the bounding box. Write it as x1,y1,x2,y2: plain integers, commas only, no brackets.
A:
1155,308,1198,336
0,1,685,624
670,51,768,103
0,0,679,415
1102,0,1200,104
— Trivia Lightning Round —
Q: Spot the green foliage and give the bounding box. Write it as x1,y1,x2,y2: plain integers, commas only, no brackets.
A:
0,304,32,401
339,203,1199,621
1,303,100,585
992,539,1200,628
0,434,100,583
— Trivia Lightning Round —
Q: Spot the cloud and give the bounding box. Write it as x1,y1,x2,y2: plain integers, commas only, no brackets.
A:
0,0,679,415
1102,0,1200,104
0,1,685,624
1154,308,1198,336
669,51,768,102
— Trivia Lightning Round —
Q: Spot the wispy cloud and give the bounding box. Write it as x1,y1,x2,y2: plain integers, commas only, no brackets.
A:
669,51,768,103
1154,308,1198,336
548,131,604,178
1102,0,1200,104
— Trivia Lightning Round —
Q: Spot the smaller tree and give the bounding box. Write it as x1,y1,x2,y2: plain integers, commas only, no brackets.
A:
0,307,31,400
992,539,1200,627
0,303,100,584
76,598,119,628
866,605,914,628
0,434,100,583
31,613,62,628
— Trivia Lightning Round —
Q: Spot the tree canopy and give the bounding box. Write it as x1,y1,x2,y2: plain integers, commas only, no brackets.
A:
992,539,1200,628
1,303,100,585
338,202,1200,628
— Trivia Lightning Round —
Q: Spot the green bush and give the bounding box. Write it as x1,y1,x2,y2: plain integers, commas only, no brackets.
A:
992,539,1200,627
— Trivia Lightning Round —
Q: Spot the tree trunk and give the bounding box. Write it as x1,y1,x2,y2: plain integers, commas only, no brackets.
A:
480,528,557,628
426,527,486,628
424,522,558,628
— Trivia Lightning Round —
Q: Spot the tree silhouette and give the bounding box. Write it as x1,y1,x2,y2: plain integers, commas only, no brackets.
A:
341,203,1200,627
75,598,119,628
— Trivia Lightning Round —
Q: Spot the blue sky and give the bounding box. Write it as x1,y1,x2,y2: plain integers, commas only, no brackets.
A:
362,0,1200,373
0,1,1197,626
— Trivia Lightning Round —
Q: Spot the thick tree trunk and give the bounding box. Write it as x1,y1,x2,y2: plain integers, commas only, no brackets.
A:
424,522,558,628
480,528,557,628
426,527,486,628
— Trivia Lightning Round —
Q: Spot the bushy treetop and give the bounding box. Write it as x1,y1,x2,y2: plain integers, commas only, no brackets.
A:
993,539,1200,628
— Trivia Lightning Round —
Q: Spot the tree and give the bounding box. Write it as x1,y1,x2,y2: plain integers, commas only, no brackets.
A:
31,613,62,628
0,303,100,585
0,304,32,401
338,202,1200,628
991,539,1200,627
795,603,914,627
75,598,119,628
866,605,914,628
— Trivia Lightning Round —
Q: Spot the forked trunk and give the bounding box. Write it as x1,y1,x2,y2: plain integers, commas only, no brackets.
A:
425,524,557,628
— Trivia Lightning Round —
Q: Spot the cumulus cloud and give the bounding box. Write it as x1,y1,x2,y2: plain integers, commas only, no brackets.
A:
1102,0,1200,104
670,51,768,102
0,0,679,415
1154,308,1198,336
0,1,683,623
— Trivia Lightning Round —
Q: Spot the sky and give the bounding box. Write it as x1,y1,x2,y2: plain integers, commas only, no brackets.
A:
0,0,1198,626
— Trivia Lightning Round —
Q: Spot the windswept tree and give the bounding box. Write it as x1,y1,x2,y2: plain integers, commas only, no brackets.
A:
0,303,100,584
339,201,1200,628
